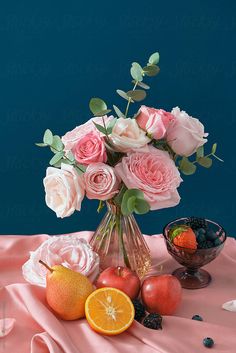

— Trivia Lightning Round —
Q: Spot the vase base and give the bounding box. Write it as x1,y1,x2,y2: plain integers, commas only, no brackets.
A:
172,267,212,289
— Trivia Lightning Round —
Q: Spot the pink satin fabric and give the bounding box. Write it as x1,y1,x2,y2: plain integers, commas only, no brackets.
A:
0,232,236,352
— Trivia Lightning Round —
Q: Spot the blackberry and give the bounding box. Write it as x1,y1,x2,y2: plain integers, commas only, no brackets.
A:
198,240,213,249
203,337,214,348
143,313,162,330
132,299,146,322
186,217,208,230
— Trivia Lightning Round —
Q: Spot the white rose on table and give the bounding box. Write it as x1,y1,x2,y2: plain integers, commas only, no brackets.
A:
166,107,208,157
109,117,150,153
43,163,84,218
22,235,100,286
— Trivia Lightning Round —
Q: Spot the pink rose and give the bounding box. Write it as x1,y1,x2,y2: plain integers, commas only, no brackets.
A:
43,163,84,218
72,131,107,165
109,117,150,153
136,106,175,139
62,116,112,152
115,146,182,210
166,107,208,157
22,235,99,286
84,163,120,200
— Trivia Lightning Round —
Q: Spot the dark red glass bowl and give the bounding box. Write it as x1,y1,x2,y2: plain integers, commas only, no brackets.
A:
163,217,227,289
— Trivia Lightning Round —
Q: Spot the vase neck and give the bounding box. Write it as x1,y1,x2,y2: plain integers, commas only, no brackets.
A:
106,201,121,215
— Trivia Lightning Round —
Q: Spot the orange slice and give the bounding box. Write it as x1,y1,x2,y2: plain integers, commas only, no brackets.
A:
85,287,135,335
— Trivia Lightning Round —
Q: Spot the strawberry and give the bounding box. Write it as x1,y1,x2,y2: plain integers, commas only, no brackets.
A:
170,225,197,252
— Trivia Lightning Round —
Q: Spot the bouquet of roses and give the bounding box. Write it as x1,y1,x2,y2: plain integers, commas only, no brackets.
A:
36,52,222,219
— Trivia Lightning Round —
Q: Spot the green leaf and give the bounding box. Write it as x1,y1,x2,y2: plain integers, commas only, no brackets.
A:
197,157,213,168
113,105,125,118
106,118,117,135
116,89,132,102
43,129,53,145
127,196,136,213
143,65,160,77
51,135,64,152
89,98,107,115
49,151,64,166
75,165,86,174
212,143,217,154
148,52,160,65
196,145,204,159
66,151,75,162
132,80,150,90
93,121,107,135
94,109,112,117
130,62,143,82
35,143,48,147
121,189,146,215
179,157,197,175
134,198,150,214
127,89,146,102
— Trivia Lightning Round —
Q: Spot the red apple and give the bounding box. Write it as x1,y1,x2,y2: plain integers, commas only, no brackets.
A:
96,266,141,299
141,274,182,315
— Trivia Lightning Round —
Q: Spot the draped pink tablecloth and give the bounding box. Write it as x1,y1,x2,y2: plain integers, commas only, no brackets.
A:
0,232,236,353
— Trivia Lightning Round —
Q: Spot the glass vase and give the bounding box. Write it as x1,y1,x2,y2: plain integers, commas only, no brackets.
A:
89,201,151,278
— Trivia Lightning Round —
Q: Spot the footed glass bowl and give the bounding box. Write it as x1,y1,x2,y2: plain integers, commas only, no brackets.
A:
163,217,227,289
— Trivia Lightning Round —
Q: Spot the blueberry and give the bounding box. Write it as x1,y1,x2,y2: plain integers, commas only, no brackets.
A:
214,238,222,246
206,229,217,241
203,337,214,348
198,228,206,235
196,233,206,243
192,314,203,321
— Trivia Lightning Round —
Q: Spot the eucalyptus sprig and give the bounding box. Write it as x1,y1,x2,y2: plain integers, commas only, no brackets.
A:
178,143,223,175
36,129,86,174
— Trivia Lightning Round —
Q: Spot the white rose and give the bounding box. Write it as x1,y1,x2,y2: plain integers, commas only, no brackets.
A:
166,107,208,157
43,163,84,218
109,117,150,153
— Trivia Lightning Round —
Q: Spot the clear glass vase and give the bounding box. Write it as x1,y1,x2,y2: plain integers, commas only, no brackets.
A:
89,201,151,278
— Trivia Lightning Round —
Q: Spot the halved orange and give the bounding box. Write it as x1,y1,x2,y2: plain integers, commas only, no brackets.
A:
85,287,135,335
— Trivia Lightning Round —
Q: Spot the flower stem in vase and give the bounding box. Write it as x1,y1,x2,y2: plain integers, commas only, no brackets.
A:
116,213,131,268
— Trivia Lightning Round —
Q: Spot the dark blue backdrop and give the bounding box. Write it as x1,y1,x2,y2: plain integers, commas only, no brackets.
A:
0,1,235,237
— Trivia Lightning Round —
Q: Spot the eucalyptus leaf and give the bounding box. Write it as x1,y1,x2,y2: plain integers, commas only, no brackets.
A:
113,105,125,118
94,109,112,117
121,189,145,215
93,121,107,135
35,143,48,147
134,198,150,214
49,151,64,166
196,145,204,159
143,65,160,77
197,157,213,168
212,143,217,154
132,80,150,89
51,135,64,152
179,157,197,175
116,89,132,102
43,129,53,145
89,98,107,115
66,151,75,162
106,118,117,135
127,196,136,213
148,52,160,65
126,89,146,101
130,63,143,82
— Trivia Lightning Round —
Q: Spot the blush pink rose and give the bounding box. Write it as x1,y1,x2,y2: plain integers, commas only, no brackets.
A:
109,117,150,153
166,107,209,157
84,163,120,200
62,116,113,152
72,131,107,165
43,163,84,218
136,105,175,139
115,146,182,210
22,235,99,286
